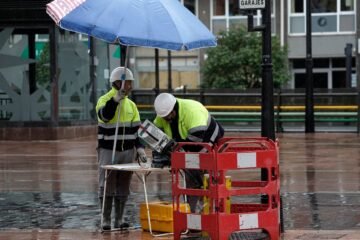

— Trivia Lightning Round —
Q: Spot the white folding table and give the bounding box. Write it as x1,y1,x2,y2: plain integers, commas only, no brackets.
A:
101,163,173,237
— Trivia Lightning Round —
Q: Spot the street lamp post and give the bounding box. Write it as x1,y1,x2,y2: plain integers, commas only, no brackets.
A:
261,0,275,141
241,0,276,216
242,0,275,141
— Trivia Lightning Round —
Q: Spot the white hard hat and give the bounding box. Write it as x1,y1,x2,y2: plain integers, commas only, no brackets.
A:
109,67,134,83
154,93,176,117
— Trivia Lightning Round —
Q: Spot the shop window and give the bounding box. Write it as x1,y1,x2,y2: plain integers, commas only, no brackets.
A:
57,31,91,120
0,28,51,121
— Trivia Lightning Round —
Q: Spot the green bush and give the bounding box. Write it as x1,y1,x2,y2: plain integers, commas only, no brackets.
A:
202,26,289,89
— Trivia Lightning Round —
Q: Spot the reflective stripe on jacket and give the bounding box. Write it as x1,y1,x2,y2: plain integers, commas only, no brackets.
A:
96,88,141,151
154,98,223,144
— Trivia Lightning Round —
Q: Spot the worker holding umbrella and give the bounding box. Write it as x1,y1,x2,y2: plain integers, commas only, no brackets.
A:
96,67,148,230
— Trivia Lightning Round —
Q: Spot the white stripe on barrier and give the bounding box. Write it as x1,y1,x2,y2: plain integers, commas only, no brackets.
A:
187,214,202,230
239,213,259,229
185,154,200,169
237,152,256,168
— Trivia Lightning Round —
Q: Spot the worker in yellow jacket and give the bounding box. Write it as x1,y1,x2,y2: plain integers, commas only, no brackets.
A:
153,93,224,212
96,67,148,230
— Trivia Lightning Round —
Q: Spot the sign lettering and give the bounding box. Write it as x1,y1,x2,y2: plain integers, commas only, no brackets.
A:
239,0,266,9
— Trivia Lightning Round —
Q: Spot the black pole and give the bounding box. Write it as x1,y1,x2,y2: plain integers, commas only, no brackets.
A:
261,0,275,141
357,1,360,134
28,33,36,94
49,24,59,125
305,0,314,133
120,45,127,66
89,37,97,119
167,50,172,92
155,49,160,96
242,1,279,230
345,43,353,88
276,88,283,133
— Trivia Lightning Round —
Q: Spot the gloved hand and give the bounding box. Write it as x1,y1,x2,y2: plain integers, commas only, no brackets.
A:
113,89,126,102
137,148,148,163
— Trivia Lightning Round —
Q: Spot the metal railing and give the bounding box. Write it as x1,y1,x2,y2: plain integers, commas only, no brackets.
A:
131,88,359,133
1,88,359,132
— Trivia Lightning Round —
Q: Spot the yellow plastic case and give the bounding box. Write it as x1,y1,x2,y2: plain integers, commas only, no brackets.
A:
140,201,190,233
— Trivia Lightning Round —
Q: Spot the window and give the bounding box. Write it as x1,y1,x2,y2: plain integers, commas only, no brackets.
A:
289,0,355,34
229,0,240,16
295,73,328,88
291,58,355,89
184,0,196,15
311,0,336,13
213,0,225,16
211,0,275,34
313,58,329,68
341,0,354,11
332,57,355,68
332,71,346,88
291,0,304,13
0,29,52,121
293,59,305,69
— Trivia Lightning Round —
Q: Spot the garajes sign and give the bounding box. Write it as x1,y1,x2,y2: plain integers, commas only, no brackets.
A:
239,0,266,9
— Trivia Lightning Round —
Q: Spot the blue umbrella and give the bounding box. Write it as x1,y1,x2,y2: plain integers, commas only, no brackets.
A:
46,0,216,51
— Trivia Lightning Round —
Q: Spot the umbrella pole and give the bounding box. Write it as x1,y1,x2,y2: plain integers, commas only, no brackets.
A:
111,46,130,164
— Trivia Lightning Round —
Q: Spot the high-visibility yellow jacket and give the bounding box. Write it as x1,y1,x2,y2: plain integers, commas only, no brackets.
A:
154,98,223,144
96,88,141,151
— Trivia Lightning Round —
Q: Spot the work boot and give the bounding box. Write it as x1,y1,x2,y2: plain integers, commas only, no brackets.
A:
114,198,129,229
100,197,113,230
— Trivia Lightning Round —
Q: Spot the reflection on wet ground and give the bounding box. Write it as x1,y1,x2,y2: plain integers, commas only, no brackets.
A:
0,191,171,230
0,133,359,239
1,192,359,230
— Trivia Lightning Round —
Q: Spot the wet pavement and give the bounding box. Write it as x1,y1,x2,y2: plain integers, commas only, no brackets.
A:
0,133,359,239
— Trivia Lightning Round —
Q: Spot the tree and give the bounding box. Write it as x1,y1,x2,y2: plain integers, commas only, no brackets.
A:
35,42,50,88
202,27,289,89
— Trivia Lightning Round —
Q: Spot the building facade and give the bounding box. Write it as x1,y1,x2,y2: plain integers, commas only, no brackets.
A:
134,0,359,90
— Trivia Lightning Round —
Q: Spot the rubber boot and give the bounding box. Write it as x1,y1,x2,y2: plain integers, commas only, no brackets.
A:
114,198,129,229
100,197,113,230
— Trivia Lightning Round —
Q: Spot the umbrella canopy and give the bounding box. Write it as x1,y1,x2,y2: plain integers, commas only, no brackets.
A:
46,0,217,51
